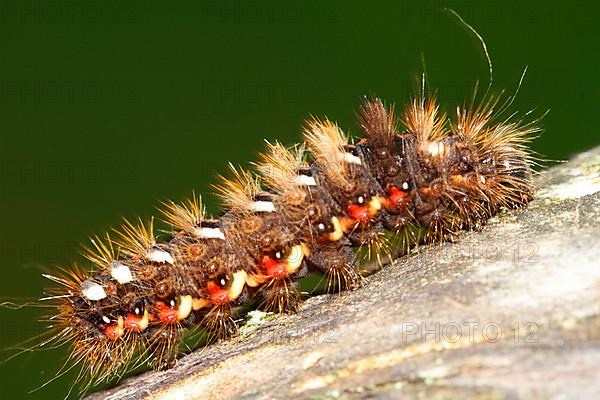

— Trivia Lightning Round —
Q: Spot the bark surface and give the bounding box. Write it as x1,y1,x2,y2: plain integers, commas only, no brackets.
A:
87,147,600,400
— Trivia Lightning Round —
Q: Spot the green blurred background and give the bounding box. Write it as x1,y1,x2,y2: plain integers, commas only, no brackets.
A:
0,0,597,398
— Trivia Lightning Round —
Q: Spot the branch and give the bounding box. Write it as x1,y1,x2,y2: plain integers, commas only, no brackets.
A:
87,147,600,400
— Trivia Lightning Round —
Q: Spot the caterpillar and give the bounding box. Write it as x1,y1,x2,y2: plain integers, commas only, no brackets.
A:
5,83,542,397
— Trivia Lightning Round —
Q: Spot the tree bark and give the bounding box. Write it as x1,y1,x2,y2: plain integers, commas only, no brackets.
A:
86,147,600,400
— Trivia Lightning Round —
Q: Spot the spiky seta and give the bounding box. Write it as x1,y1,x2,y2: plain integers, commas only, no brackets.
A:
25,87,541,396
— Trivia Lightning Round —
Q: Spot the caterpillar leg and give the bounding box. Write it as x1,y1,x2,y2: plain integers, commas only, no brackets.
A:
195,272,244,342
256,278,302,313
143,325,183,370
307,243,362,293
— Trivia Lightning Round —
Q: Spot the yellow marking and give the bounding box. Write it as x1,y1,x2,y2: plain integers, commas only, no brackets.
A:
139,309,149,331
246,273,267,287
116,316,125,337
192,298,210,310
177,295,193,320
228,270,247,300
329,216,344,241
339,216,358,232
301,243,311,257
285,244,304,274
368,196,382,216
450,175,465,185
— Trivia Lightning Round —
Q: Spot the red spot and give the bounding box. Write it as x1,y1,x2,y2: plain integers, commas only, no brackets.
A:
358,137,368,144
316,234,329,244
347,204,371,223
155,301,178,324
387,186,409,209
261,255,287,279
207,281,230,305
103,324,121,341
124,313,144,332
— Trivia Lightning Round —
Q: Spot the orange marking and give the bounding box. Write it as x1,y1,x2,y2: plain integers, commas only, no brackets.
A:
348,204,371,223
104,324,121,340
419,187,433,197
124,313,144,332
385,186,410,210
155,301,178,324
261,255,288,279
207,281,230,305
103,317,124,340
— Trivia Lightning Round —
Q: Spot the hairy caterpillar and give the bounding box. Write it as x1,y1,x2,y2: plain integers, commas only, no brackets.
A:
6,83,540,397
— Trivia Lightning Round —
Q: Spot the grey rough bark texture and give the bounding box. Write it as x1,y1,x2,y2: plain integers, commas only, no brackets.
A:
87,147,600,400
